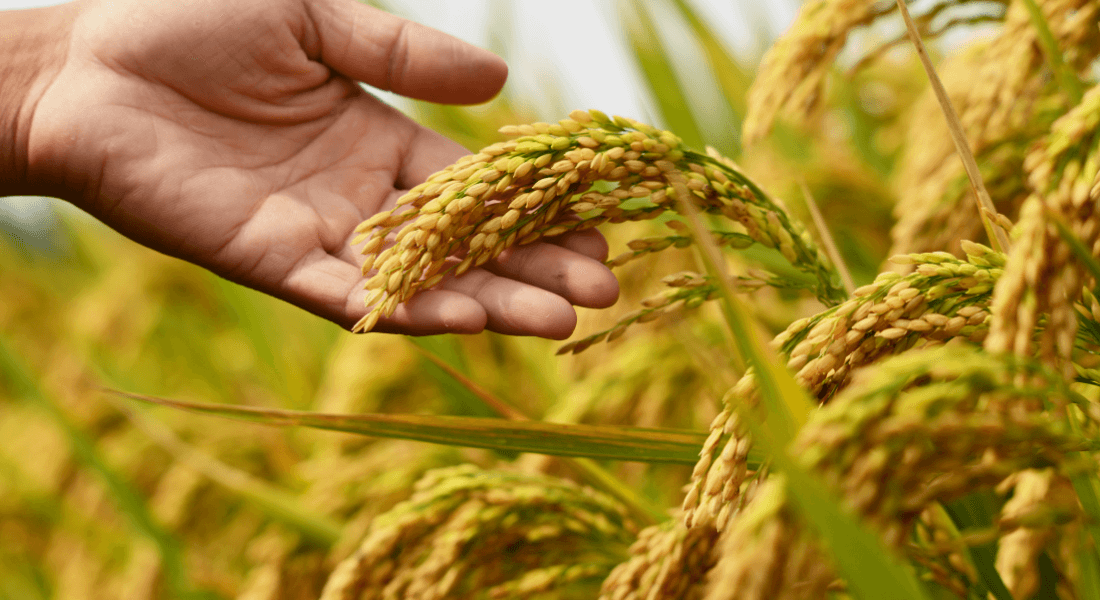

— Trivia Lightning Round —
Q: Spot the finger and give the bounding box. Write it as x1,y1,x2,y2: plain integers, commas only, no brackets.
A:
549,227,611,262
276,250,486,333
372,290,487,336
484,242,619,309
309,0,508,104
438,268,579,339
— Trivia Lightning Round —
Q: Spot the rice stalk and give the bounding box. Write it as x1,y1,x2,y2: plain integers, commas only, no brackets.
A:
890,0,1100,257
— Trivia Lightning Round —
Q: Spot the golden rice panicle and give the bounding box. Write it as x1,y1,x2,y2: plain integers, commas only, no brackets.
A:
319,465,638,600
685,246,1005,532
994,469,1081,600
702,477,834,600
703,347,1092,599
986,83,1100,375
354,111,845,333
681,377,758,532
742,0,889,145
794,347,1089,544
890,0,1100,257
597,519,720,600
779,245,1002,401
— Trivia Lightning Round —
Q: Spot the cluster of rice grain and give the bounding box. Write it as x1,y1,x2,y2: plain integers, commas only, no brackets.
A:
681,387,759,531
701,347,1098,598
352,111,844,333
890,0,1100,257
702,477,835,600
741,0,1012,147
994,469,1082,599
741,0,893,146
319,465,638,600
682,243,1002,529
597,519,720,600
986,83,1100,376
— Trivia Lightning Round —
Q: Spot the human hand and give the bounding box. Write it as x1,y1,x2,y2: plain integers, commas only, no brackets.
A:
17,0,618,338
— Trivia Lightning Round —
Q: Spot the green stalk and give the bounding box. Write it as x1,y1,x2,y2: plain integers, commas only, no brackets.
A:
676,184,932,600
1020,0,1084,104
410,341,666,525
112,390,745,466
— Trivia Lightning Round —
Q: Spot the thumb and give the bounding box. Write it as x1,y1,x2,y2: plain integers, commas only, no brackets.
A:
307,0,507,104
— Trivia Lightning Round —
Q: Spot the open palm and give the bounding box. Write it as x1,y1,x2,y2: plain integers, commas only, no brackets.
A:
28,0,618,337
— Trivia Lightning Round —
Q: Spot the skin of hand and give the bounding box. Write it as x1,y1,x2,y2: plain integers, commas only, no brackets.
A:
6,0,619,339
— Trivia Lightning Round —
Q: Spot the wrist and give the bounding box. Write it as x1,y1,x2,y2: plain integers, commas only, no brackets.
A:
0,2,78,198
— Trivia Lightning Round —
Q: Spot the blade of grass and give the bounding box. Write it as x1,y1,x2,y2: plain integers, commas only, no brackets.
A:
111,390,750,466
1019,0,1084,104
620,0,706,150
410,341,665,525
665,0,749,150
799,179,855,295
110,400,342,546
895,0,1011,254
1050,209,1100,297
779,464,933,600
0,336,218,600
942,494,1013,600
676,182,932,600
674,175,811,445
410,338,522,419
1064,403,1100,592
1074,526,1100,600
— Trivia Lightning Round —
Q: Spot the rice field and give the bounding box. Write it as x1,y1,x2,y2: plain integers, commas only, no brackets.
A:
4,0,1100,598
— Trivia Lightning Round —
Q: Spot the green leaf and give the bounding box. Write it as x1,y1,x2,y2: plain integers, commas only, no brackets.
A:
943,494,1013,600
113,390,747,466
620,0,706,150
781,464,933,600
1019,0,1084,104
664,0,749,151
676,182,812,444
410,339,665,525
677,191,932,600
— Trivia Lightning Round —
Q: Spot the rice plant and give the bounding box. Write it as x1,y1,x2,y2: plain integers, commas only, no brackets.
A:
6,0,1100,599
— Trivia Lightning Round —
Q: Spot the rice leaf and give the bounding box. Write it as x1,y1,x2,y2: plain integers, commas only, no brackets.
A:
675,180,812,444
678,190,932,600
112,390,744,466
410,340,665,524
780,463,933,600
1019,0,1084,104
665,0,749,149
943,494,1013,600
620,0,705,150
